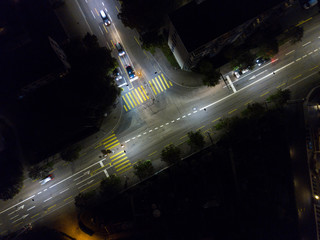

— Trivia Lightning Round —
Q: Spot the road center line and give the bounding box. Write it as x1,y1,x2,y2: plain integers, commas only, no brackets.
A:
285,50,295,56
302,41,311,47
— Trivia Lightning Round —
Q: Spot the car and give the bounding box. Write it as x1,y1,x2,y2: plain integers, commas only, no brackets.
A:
256,57,268,67
126,66,135,79
233,70,241,79
100,10,111,26
40,174,54,185
113,68,123,81
113,68,128,87
115,42,125,56
304,0,318,9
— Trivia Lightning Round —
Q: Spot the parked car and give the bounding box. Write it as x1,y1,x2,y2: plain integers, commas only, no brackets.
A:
256,57,268,66
40,174,54,185
100,10,111,25
126,66,135,79
304,0,318,9
115,42,125,56
113,68,122,81
233,70,241,79
113,68,128,87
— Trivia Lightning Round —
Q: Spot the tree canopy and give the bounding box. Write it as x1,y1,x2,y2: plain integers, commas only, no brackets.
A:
133,160,154,180
267,89,291,108
187,131,205,149
100,174,121,198
61,144,82,162
161,144,181,165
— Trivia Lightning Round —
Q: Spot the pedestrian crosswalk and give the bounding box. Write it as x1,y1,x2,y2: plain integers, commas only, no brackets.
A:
122,74,173,111
109,150,132,174
149,73,172,96
96,134,132,174
122,85,149,111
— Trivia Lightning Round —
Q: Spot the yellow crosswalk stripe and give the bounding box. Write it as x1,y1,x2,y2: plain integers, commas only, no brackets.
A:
161,74,170,88
115,160,130,168
126,94,134,108
155,78,163,92
104,140,119,148
103,137,117,145
128,92,137,106
152,79,160,93
111,153,126,162
113,156,128,165
107,142,120,149
158,76,166,90
169,81,173,86
132,91,140,105
138,87,146,101
122,96,131,110
118,166,133,175
124,105,128,111
110,151,124,159
101,134,115,143
135,89,143,103
116,163,132,172
149,81,157,95
141,86,149,99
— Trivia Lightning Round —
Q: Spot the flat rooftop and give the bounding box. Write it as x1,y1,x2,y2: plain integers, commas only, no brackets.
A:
170,0,285,52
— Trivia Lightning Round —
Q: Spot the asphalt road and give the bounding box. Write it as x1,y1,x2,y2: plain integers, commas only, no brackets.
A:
1,0,320,236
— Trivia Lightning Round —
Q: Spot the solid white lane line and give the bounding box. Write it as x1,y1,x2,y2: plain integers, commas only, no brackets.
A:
49,161,102,189
78,180,94,189
99,26,103,35
302,41,311,47
10,215,19,220
27,206,35,211
44,197,52,203
91,10,96,19
249,70,268,80
59,188,69,194
0,195,34,215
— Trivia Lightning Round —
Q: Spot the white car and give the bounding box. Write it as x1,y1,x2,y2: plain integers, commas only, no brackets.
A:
40,174,54,185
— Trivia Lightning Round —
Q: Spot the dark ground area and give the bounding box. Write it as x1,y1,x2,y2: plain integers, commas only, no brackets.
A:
76,108,300,240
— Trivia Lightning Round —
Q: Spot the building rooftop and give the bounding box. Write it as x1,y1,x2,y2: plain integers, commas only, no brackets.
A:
169,0,285,52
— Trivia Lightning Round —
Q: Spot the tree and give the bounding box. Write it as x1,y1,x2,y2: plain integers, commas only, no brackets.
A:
161,144,181,165
133,160,154,180
28,165,50,180
61,145,82,162
23,226,65,240
241,102,266,119
100,175,121,198
187,131,205,149
286,26,304,44
267,89,291,108
194,58,221,87
75,191,96,210
257,38,279,59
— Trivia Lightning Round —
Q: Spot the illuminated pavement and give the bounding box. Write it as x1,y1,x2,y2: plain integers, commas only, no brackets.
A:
2,0,320,237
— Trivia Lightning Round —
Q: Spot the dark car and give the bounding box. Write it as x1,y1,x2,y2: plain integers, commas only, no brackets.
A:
113,68,128,87
100,10,111,26
126,66,135,79
115,42,125,56
256,57,268,67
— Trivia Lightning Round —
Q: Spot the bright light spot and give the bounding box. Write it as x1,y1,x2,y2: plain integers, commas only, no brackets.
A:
315,195,319,200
